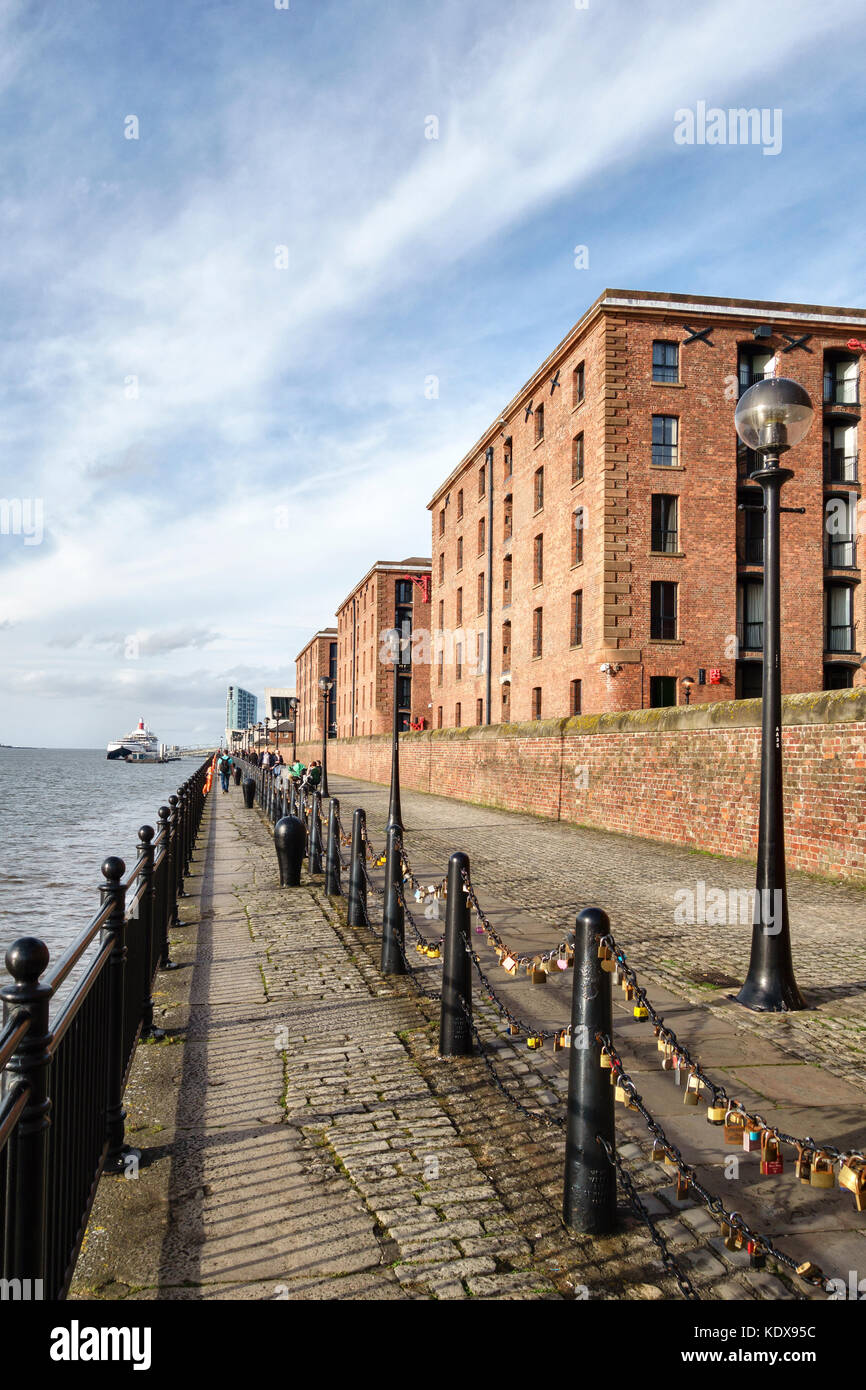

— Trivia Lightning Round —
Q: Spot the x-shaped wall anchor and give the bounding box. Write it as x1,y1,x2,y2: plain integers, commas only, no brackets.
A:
683,324,714,346
549,369,561,395
524,400,534,420
780,333,813,354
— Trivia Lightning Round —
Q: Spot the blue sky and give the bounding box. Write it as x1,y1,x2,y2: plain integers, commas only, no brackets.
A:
1,0,865,747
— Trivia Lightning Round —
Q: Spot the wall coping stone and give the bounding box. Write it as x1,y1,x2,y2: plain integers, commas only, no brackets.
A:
325,688,866,746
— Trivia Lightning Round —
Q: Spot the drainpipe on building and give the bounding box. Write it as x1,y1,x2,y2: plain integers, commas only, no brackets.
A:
485,444,494,724
351,596,357,736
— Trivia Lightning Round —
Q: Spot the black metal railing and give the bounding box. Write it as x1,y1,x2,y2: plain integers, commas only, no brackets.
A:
0,754,212,1300
824,453,859,484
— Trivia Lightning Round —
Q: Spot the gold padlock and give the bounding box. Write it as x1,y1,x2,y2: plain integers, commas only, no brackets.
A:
722,1218,743,1252
663,1149,677,1168
527,1034,543,1050
796,1261,822,1280
675,1171,690,1201
508,1023,520,1036
530,963,548,984
723,1110,745,1144
651,1140,666,1162
683,1072,701,1107
633,1003,649,1021
809,1152,837,1189
600,1049,613,1069
706,1098,727,1126
795,1144,813,1184
839,1157,866,1211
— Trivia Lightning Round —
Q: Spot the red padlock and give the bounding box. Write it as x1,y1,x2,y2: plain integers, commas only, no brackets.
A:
760,1129,784,1175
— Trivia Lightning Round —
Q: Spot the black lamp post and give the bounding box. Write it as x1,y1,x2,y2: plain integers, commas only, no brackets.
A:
386,627,404,833
681,675,694,706
318,676,333,797
733,376,812,1012
288,696,299,763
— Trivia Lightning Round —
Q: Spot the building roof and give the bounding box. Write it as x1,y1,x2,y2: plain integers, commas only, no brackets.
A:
294,628,338,664
335,558,432,615
427,287,866,507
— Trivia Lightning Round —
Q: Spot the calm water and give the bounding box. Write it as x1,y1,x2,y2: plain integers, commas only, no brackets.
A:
0,748,204,968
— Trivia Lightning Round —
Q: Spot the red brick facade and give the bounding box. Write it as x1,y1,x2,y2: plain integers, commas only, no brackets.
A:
295,689,866,883
428,290,866,726
335,559,432,737
294,629,337,745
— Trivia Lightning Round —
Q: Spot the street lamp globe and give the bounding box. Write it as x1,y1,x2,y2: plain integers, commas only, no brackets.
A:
734,377,813,455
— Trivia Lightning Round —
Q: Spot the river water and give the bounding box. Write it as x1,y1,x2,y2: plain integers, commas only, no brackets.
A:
0,748,205,968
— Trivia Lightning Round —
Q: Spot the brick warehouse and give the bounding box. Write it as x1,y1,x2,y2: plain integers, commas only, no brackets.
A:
294,628,337,744
428,288,866,725
335,558,432,736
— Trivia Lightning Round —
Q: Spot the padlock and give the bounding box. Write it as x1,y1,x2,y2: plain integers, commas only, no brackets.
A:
612,966,623,987
427,945,440,959
759,1130,784,1176
508,1023,520,1036
747,1239,766,1269
597,940,609,960
623,982,635,1002
742,1119,762,1154
527,1035,543,1050
839,1157,866,1211
722,1218,743,1252
675,1171,690,1201
502,955,517,975
561,1028,571,1048
796,1261,823,1281
600,955,617,973
609,1066,620,1086
724,1110,745,1145
651,1140,666,1162
556,954,569,971
706,1099,727,1126
809,1152,837,1189
633,1003,649,1021
795,1145,813,1184
683,1072,701,1107
656,1032,668,1053
530,964,547,985
415,942,425,954
661,1046,675,1072
663,1149,678,1168
554,1031,568,1052
614,1080,629,1105
600,1049,613,1069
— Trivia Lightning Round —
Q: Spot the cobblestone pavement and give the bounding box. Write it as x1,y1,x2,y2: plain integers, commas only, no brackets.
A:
71,780,833,1302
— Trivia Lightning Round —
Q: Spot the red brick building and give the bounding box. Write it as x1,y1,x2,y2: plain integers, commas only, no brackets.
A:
294,629,337,745
335,559,432,736
428,288,866,726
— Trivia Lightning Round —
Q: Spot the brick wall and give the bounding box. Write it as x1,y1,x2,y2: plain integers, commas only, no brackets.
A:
298,688,866,882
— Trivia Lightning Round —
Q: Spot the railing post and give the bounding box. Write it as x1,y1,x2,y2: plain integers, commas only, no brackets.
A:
102,856,139,1173
325,798,342,896
175,788,188,898
160,805,179,968
347,808,367,928
380,825,406,976
308,792,323,875
274,815,305,886
137,825,164,1041
1,936,52,1290
289,779,297,817
563,906,617,1234
155,806,172,969
439,851,473,1055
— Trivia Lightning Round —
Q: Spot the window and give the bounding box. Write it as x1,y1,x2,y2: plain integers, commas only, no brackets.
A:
503,555,512,605
532,606,543,658
825,497,856,568
476,630,486,675
650,581,677,640
501,683,510,712
572,432,584,484
455,702,462,726
476,697,484,725
439,553,444,583
479,463,486,497
826,584,854,652
535,404,544,443
570,590,583,646
652,415,679,467
437,705,443,728
570,678,582,715
531,687,542,719
737,662,763,699
395,579,413,605
456,488,464,519
651,494,679,553
824,664,853,690
456,587,463,625
456,642,463,679
502,621,511,669
439,508,445,535
504,439,513,477
738,350,775,395
437,651,443,686
738,580,763,651
534,466,544,511
571,509,584,566
533,533,544,585
478,517,485,554
824,355,859,405
649,676,677,708
438,598,444,629
652,341,679,383
477,572,485,614
740,499,763,564
456,535,463,570
823,422,858,483
573,361,585,405
503,499,513,541
397,674,412,732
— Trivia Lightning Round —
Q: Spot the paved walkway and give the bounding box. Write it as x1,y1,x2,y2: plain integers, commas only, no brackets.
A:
69,776,865,1301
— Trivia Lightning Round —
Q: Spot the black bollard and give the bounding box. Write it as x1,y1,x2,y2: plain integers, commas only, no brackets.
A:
380,825,406,976
439,851,473,1055
1,936,51,1287
347,807,367,928
233,764,242,786
242,777,255,809
274,816,305,887
325,798,342,896
563,907,617,1234
308,791,324,875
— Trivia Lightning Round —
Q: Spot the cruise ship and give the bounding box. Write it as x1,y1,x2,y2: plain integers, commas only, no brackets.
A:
106,718,160,761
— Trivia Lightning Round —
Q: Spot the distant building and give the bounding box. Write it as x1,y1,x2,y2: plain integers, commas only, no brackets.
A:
264,687,296,719
295,631,338,744
335,558,432,737
225,685,257,747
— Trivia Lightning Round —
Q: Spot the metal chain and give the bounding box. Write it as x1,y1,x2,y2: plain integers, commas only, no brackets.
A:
457,998,566,1131
596,1136,700,1301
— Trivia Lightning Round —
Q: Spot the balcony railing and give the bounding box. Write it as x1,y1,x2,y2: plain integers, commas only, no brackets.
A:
737,619,764,651
825,539,858,569
826,624,855,653
737,536,764,565
824,452,859,484
823,381,860,407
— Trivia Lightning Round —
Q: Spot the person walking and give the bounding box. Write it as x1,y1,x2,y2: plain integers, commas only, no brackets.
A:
218,748,233,794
